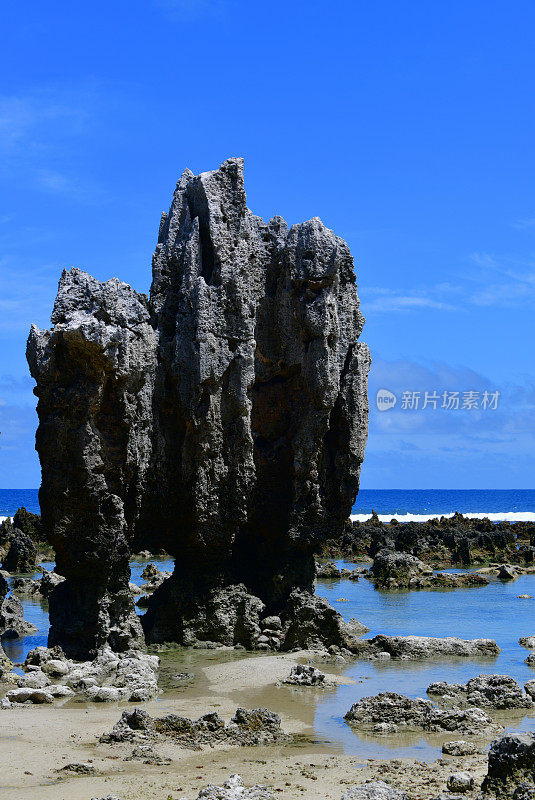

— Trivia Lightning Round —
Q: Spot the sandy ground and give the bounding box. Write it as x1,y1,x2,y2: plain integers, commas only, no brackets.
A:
0,650,489,800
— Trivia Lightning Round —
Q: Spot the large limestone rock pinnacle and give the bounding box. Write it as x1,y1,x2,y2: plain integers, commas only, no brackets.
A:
27,158,370,658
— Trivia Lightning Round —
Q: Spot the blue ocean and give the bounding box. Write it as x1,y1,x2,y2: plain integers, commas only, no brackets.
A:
1,487,533,520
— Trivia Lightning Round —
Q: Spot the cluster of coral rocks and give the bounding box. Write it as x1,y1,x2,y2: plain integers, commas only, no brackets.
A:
86,728,535,800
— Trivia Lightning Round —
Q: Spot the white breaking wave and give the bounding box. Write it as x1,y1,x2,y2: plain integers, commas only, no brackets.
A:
350,511,535,523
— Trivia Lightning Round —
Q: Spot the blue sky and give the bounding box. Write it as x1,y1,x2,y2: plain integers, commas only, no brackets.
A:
0,0,534,489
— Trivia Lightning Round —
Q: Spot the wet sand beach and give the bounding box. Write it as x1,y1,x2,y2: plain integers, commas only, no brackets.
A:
0,647,493,800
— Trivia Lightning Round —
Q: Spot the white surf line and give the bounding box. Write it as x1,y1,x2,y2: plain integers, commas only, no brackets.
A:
350,511,535,523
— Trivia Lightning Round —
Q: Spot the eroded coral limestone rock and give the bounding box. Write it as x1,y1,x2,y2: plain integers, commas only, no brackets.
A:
28,158,369,658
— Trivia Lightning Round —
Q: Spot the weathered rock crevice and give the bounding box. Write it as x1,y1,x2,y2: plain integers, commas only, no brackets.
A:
27,158,369,658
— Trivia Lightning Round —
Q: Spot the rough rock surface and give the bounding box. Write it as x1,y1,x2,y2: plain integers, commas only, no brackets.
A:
482,733,535,796
0,520,37,573
340,783,408,800
442,740,478,756
524,680,535,700
0,580,15,677
11,569,65,598
371,548,431,589
0,592,38,639
366,634,500,660
283,664,326,685
427,674,533,709
513,786,535,800
27,269,157,659
100,705,288,749
20,645,159,703
323,512,524,566
12,507,42,542
316,561,342,579
446,772,474,793
344,692,498,735
282,589,369,651
28,157,370,658
184,774,274,800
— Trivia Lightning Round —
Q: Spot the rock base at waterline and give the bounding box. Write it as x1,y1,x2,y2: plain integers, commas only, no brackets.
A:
142,584,368,652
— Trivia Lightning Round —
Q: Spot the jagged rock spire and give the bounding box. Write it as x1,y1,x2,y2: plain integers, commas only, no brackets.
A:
27,158,370,657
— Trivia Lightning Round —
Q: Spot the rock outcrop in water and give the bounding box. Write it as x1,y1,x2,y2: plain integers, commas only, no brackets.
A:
0,518,37,574
324,513,532,567
344,691,499,736
27,158,370,658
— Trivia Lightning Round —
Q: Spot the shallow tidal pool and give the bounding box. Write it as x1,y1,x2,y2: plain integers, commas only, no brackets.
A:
3,557,535,760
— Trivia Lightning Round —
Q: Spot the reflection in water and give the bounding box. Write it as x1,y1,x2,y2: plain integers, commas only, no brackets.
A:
313,559,535,757
2,557,535,758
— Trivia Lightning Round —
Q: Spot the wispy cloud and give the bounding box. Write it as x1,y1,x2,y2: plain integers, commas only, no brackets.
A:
511,217,535,230
0,92,90,153
363,287,457,313
368,357,534,439
467,252,535,307
362,283,461,313
0,257,59,333
363,252,535,314
0,87,104,201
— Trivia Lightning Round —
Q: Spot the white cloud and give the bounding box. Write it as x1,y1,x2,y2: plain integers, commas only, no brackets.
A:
363,252,535,314
0,258,59,333
0,88,104,201
362,284,459,313
511,217,535,230
367,356,533,443
364,292,456,313
0,92,89,153
467,252,535,307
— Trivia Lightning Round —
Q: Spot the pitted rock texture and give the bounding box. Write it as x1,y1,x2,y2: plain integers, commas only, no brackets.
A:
344,691,498,736
28,158,369,657
366,634,500,660
283,664,326,685
17,646,160,703
482,733,535,797
371,548,431,589
341,783,408,800
427,674,533,709
185,774,275,800
27,269,157,658
100,705,288,749
0,518,37,574
0,589,38,640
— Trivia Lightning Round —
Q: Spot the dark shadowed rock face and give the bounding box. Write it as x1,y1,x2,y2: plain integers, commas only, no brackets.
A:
27,158,369,657
13,507,42,542
0,518,37,574
482,733,535,796
27,271,157,658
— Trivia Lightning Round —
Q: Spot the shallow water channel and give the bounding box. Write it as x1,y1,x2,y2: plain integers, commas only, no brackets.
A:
3,557,535,760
